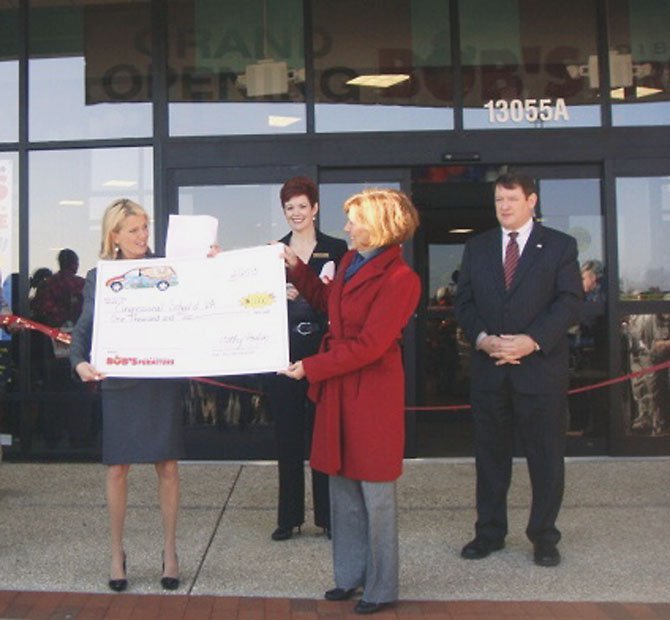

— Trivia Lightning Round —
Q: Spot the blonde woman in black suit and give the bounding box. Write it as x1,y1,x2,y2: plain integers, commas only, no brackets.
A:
70,199,183,592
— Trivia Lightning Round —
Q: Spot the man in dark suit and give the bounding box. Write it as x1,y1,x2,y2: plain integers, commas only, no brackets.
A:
454,172,583,567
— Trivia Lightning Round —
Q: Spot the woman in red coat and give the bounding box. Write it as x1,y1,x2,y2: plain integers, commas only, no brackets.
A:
281,188,420,615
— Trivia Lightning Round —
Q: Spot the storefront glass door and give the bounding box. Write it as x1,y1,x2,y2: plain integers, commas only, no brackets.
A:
412,164,608,457
169,167,309,459
169,167,411,460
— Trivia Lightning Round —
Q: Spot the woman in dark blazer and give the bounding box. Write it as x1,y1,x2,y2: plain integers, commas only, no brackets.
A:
70,199,183,592
267,176,347,541
281,188,420,615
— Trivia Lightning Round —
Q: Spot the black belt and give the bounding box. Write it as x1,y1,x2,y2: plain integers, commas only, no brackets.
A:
291,321,321,336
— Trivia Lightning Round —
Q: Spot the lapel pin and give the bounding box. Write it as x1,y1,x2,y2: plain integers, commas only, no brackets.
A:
536,243,543,249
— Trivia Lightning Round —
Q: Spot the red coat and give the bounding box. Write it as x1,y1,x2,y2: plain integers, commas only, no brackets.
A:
290,245,420,482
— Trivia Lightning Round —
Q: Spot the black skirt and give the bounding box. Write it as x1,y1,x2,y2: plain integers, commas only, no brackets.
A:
101,379,185,465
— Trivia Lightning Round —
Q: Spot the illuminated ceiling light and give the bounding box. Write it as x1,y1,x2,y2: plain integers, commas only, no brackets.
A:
103,180,137,188
59,200,84,206
346,74,410,88
449,228,474,234
610,86,663,100
268,115,301,127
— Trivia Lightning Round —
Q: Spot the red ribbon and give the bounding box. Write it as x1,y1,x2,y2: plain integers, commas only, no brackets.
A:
5,313,667,410
0,314,71,344
193,376,263,395
405,359,670,412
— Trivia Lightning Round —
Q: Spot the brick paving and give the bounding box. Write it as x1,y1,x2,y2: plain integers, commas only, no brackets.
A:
1,592,670,620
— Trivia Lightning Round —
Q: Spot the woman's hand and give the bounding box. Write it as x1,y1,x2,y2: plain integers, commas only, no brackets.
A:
207,244,222,257
278,360,306,380
286,283,300,301
75,361,105,382
281,243,300,270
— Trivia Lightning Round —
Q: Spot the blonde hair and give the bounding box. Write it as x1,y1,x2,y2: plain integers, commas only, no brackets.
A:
343,188,419,248
99,198,148,259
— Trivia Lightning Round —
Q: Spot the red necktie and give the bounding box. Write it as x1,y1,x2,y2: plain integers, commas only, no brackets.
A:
503,232,519,289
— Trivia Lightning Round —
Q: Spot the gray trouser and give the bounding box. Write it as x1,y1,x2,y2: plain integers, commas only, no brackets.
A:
330,475,399,603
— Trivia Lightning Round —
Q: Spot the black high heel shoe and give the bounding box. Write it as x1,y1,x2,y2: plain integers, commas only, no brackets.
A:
161,551,180,591
271,525,301,541
108,552,127,592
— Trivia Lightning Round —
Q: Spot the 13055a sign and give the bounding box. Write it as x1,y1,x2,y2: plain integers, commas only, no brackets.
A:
484,98,569,123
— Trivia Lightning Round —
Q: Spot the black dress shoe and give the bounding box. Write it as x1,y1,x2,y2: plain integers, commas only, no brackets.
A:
161,575,180,590
271,525,300,541
324,587,357,601
460,537,505,560
533,542,561,567
108,552,127,592
108,577,128,592
354,600,388,615
161,551,180,590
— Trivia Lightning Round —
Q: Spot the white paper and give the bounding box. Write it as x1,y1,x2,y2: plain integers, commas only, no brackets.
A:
165,214,219,258
319,260,335,282
91,245,289,377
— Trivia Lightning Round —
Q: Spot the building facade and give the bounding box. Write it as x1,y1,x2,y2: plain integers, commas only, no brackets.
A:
0,0,669,461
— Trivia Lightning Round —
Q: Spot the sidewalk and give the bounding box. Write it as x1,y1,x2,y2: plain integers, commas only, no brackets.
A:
1,458,670,618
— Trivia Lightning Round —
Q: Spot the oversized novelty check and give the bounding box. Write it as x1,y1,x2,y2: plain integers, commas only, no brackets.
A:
91,244,289,377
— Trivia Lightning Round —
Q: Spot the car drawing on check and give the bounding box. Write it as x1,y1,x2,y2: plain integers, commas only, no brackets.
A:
106,265,178,292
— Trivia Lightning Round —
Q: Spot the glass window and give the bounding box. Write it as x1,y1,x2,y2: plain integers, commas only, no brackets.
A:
460,0,600,129
528,178,608,438
0,152,18,458
608,0,670,126
319,181,401,238
29,0,152,141
312,0,453,133
26,147,152,454
177,182,285,458
168,0,306,136
0,153,19,307
30,147,154,278
538,179,605,275
179,184,286,248
616,176,670,300
0,1,18,143
621,313,670,436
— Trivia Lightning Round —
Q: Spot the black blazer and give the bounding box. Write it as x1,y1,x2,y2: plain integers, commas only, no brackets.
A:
455,222,583,394
70,267,144,391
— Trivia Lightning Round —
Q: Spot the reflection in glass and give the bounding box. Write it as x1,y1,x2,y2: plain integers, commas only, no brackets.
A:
319,182,401,239
313,0,453,132
0,151,19,438
0,2,18,143
0,153,19,294
621,313,670,436
23,147,153,454
28,1,152,141
425,245,469,401
538,178,604,271
30,147,154,275
459,0,600,129
177,183,290,455
568,297,608,438
608,0,670,126
534,177,608,439
580,259,606,303
168,0,305,136
179,184,286,249
616,177,670,300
